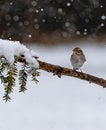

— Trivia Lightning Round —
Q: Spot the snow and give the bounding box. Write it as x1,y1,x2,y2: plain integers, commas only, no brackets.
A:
0,39,39,68
31,1,37,7
1,40,106,130
101,15,106,20
58,8,63,13
100,23,104,27
13,15,19,22
65,22,71,27
76,31,81,35
67,2,71,7
34,24,40,29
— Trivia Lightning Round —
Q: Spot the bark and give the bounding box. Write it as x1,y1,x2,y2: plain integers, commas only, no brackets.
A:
38,60,106,88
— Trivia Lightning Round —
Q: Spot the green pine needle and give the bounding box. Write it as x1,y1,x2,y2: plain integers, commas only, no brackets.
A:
3,62,18,102
0,57,40,102
32,71,40,84
19,64,28,92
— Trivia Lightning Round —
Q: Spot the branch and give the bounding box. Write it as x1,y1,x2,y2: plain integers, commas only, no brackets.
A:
16,57,106,88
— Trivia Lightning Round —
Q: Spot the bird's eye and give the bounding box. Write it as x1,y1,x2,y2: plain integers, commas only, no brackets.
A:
77,50,81,54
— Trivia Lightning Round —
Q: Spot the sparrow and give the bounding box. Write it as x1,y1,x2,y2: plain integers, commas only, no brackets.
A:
71,47,86,72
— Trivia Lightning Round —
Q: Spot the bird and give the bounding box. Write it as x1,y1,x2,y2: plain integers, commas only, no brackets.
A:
70,47,86,72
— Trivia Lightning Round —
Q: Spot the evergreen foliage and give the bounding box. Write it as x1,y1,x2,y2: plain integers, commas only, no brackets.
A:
0,57,39,102
19,63,28,92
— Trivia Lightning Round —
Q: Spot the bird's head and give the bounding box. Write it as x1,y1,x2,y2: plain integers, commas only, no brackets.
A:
72,47,83,55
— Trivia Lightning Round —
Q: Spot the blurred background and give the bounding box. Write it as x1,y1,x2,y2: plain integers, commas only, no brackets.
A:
1,1,106,130
0,0,106,44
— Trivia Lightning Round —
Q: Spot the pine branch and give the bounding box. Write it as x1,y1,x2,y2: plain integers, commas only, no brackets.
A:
3,63,18,102
19,64,28,92
31,69,40,83
0,56,40,101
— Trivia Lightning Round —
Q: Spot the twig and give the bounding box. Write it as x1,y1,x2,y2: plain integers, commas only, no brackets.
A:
16,57,106,88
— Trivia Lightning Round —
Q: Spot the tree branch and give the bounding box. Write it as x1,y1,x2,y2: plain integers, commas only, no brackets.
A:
38,60,106,88
16,57,106,88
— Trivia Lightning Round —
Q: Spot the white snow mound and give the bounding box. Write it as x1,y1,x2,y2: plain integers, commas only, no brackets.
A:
0,39,39,68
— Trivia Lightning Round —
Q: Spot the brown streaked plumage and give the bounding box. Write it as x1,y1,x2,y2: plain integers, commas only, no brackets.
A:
71,47,86,71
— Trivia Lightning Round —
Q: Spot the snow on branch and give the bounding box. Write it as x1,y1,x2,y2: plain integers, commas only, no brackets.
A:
0,39,39,68
0,39,39,101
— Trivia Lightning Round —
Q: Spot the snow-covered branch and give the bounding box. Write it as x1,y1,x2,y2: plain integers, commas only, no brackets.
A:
0,39,39,101
0,39,106,102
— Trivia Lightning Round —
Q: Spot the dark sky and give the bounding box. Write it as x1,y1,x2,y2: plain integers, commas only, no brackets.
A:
0,0,105,43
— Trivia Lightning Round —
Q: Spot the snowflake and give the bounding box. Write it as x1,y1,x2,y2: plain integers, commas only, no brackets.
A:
35,9,39,13
100,23,104,27
65,22,71,27
24,21,29,26
101,15,106,20
34,18,38,23
41,8,44,12
76,31,81,35
67,2,71,7
9,2,13,5
31,1,37,7
28,34,32,38
13,15,19,22
5,15,11,21
34,24,39,29
83,32,87,35
42,19,46,23
58,8,63,13
84,28,87,32
100,5,103,8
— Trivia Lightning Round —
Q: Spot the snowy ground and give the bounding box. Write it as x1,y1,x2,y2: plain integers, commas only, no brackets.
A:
1,41,106,130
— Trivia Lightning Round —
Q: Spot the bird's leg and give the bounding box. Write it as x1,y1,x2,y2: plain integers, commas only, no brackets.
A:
79,68,83,73
73,67,77,71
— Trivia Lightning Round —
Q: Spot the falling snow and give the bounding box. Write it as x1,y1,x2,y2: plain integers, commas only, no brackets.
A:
100,23,104,27
28,34,32,38
83,31,87,35
67,2,71,7
34,24,40,29
101,15,106,20
58,8,63,13
24,21,29,26
35,9,39,13
76,31,81,35
31,1,37,7
41,8,44,12
5,14,11,21
13,15,19,22
65,22,71,27
0,0,105,41
42,19,46,23
100,5,103,8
